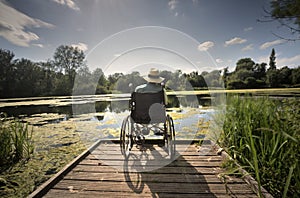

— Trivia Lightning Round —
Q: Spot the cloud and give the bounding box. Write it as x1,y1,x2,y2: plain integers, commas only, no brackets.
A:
242,44,254,51
52,0,80,11
0,1,54,47
258,53,300,68
216,58,223,63
168,0,178,10
225,37,247,46
32,43,44,48
259,39,286,50
277,54,300,68
198,41,214,51
71,42,88,52
244,27,253,32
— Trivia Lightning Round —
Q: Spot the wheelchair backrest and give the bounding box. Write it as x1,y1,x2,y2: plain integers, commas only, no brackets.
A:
130,91,166,124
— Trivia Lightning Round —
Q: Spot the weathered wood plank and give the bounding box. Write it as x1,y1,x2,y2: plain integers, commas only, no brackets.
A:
44,189,247,198
63,172,245,184
87,154,223,161
78,159,222,167
53,180,255,194
72,164,222,175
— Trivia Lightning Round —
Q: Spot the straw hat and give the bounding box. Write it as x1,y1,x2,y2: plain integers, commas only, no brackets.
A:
143,68,164,83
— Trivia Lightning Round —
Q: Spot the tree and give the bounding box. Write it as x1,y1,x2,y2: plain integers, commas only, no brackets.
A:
269,48,276,70
278,66,292,85
291,66,300,85
267,69,280,87
235,58,255,71
38,60,56,95
53,45,85,93
254,63,267,80
269,0,300,40
0,49,15,97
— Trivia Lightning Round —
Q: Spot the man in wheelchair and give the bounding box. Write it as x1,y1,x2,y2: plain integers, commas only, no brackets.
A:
120,68,175,159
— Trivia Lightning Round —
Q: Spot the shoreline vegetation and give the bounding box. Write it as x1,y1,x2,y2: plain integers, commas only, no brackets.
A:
217,95,299,198
1,47,300,99
0,113,34,170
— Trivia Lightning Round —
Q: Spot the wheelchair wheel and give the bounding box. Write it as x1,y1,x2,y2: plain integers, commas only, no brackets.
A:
165,115,175,159
120,115,133,159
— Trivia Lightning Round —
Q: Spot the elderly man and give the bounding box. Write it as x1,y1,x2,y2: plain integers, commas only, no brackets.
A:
135,68,165,93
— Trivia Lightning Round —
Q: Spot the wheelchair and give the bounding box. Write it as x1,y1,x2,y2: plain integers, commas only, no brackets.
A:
120,90,176,159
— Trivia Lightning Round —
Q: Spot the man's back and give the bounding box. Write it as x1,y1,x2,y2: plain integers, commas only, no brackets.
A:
135,82,163,93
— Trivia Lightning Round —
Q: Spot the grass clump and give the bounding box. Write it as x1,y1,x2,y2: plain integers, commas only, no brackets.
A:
0,113,34,170
218,95,299,198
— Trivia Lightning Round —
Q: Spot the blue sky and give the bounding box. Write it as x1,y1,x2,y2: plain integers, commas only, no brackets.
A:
1,0,299,75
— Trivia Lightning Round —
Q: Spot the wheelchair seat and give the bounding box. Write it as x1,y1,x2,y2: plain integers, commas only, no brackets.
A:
130,90,166,124
120,90,176,159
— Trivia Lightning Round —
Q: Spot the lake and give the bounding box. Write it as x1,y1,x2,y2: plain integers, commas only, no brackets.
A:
0,92,218,151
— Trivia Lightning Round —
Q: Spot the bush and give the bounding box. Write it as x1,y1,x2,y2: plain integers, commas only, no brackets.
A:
0,113,34,170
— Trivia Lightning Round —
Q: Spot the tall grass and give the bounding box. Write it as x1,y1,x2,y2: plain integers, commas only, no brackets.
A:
218,95,299,198
0,113,34,170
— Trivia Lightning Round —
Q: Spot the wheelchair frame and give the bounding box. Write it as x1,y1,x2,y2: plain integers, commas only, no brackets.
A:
120,91,176,159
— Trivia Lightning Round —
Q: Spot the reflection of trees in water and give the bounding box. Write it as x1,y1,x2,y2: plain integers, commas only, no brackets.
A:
0,104,74,117
167,95,212,108
95,101,110,112
110,100,130,113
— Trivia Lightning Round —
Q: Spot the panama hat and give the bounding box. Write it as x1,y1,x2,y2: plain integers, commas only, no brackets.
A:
143,68,164,83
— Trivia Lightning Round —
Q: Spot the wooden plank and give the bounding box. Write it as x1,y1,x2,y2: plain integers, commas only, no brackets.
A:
86,154,223,161
44,189,239,198
78,159,222,167
62,172,245,184
72,164,222,175
52,180,255,194
53,180,226,193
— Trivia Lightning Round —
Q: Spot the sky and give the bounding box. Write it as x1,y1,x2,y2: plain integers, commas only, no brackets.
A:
1,0,300,75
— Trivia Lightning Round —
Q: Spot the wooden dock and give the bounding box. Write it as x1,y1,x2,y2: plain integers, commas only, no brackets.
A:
29,140,258,198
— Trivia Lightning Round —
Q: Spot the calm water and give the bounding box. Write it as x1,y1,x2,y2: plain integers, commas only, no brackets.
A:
0,94,215,144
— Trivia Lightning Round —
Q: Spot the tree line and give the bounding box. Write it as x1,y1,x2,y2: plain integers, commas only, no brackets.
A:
0,46,300,98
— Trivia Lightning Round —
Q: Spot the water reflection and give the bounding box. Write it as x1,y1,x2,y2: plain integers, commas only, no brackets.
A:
0,94,213,139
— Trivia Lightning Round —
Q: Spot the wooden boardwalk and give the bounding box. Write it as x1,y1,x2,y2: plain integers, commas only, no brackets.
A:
29,140,258,198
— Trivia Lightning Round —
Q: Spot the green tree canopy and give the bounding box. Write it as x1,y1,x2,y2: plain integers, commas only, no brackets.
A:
53,45,86,94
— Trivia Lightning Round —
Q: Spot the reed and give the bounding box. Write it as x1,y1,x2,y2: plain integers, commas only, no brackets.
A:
218,95,299,197
0,113,34,170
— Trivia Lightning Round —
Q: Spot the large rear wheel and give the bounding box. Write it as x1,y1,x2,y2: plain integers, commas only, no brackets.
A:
165,115,175,160
120,116,133,159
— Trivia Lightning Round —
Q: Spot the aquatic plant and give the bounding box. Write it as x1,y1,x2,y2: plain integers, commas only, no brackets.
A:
0,113,34,170
218,95,300,198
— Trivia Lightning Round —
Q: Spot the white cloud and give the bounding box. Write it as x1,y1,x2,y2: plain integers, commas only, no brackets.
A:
168,0,178,10
277,54,300,67
216,58,223,63
242,44,254,51
32,43,44,48
244,27,253,32
0,1,54,47
198,41,214,51
259,39,286,50
258,53,300,68
52,0,80,11
225,37,247,46
71,42,88,52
